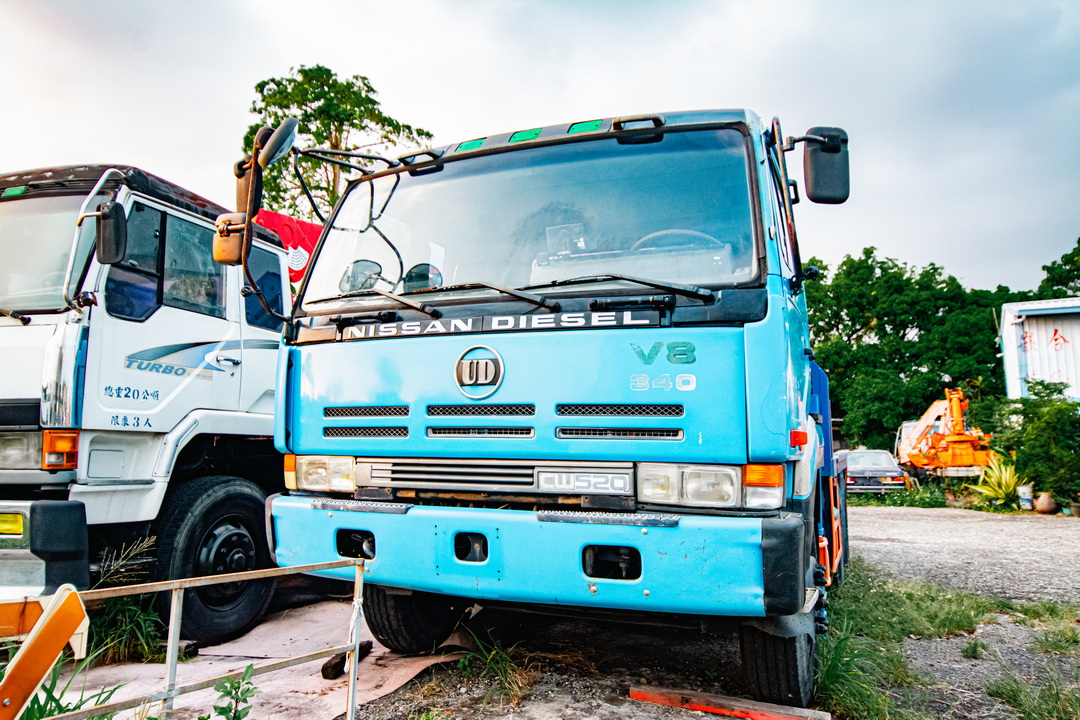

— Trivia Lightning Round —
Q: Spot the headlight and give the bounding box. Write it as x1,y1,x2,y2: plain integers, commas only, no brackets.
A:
294,456,356,493
637,463,740,508
0,432,42,470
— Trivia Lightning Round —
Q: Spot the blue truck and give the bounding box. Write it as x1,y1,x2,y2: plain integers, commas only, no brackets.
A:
217,110,850,706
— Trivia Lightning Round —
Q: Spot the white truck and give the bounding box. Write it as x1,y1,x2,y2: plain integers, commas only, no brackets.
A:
1000,297,1080,400
0,165,288,642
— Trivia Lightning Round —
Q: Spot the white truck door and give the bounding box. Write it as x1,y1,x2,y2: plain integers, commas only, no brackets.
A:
81,199,241,435
237,244,287,415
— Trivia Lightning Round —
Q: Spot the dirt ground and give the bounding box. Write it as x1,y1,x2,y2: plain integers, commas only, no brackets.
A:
67,506,1080,719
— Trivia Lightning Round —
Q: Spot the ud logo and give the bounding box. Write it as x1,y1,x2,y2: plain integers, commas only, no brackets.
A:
455,346,504,399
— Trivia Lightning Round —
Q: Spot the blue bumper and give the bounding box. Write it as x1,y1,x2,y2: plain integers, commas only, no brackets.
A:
271,495,775,618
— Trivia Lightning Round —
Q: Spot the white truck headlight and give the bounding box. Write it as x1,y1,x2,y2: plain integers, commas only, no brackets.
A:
636,463,740,508
294,456,356,492
0,432,42,470
637,464,679,503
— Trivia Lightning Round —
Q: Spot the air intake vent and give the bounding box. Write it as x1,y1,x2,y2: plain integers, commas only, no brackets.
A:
324,427,409,438
556,428,683,440
359,457,632,493
427,404,535,416
324,406,409,418
427,427,535,438
556,404,683,417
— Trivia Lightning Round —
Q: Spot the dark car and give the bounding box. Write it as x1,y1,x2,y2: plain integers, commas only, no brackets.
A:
835,449,908,493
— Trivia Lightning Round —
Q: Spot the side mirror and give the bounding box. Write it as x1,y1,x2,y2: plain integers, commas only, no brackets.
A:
340,260,384,292
95,201,127,264
803,127,849,204
213,213,247,265
259,118,299,168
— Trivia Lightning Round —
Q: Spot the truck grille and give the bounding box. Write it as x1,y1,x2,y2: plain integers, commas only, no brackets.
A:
426,427,535,438
556,428,684,440
324,427,409,438
556,404,683,417
427,404,535,416
324,406,409,417
359,457,634,493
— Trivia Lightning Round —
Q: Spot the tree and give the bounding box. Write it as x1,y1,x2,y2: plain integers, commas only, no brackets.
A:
246,65,432,221
1037,236,1080,298
805,247,1028,449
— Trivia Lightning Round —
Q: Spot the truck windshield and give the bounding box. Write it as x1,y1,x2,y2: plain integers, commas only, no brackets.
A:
300,127,757,313
0,195,95,312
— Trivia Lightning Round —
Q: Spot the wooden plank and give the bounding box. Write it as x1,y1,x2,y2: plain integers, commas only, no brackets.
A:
629,686,832,720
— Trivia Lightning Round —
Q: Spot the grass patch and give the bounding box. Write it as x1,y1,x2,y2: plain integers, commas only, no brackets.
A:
961,639,989,659
829,558,1005,643
456,631,535,707
986,663,1080,720
846,486,946,508
1034,626,1080,656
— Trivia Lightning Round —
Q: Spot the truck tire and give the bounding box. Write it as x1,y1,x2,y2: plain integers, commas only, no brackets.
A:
363,584,467,654
739,620,815,708
153,476,274,644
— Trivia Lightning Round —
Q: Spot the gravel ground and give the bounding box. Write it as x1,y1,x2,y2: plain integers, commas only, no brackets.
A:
343,506,1080,719
848,505,1080,605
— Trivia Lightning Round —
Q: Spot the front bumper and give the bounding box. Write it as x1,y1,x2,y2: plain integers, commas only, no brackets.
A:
271,494,808,618
0,500,89,597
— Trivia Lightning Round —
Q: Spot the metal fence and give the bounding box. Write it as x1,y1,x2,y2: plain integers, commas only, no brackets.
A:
48,559,365,720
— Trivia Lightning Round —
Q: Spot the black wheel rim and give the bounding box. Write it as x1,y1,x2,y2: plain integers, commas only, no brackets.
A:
193,516,258,607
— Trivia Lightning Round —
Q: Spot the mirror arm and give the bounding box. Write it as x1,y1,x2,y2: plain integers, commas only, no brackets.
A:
293,149,326,223
238,129,289,324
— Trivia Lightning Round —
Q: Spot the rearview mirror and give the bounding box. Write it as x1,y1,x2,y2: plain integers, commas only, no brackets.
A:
259,118,299,168
340,260,384,292
213,213,247,265
803,127,849,204
95,201,127,264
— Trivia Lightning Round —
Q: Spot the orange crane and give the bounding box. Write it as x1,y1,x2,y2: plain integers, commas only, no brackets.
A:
898,388,992,477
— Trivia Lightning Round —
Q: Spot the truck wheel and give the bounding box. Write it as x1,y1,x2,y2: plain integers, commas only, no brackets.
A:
739,619,816,707
363,584,467,654
153,476,274,644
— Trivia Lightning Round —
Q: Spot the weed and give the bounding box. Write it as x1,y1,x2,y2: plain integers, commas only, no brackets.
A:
89,537,166,665
828,558,1005,643
1034,626,1080,655
0,648,123,720
457,631,534,707
961,639,989,659
846,486,946,508
964,454,1020,509
198,663,260,720
986,662,1080,720
89,595,165,665
408,709,449,720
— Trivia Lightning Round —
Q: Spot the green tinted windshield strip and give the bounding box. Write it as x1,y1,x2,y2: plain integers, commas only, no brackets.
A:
509,128,543,143
568,120,603,134
457,138,486,152
2,186,27,198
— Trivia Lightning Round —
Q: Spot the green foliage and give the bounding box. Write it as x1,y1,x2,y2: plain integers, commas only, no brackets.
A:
989,380,1080,501
1037,237,1080,298
0,649,122,720
89,537,165,665
246,64,431,220
456,631,533,707
960,639,989,659
805,248,1030,450
1034,626,1080,655
846,486,946,508
198,663,260,720
986,663,1080,720
88,596,164,665
828,559,1005,644
963,453,1020,508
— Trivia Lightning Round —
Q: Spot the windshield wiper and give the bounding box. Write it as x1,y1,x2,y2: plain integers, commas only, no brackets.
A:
1,308,30,325
413,282,560,312
522,273,715,303
307,288,442,318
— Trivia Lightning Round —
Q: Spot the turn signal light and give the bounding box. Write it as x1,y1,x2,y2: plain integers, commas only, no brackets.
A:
42,429,79,470
284,454,297,490
743,464,784,487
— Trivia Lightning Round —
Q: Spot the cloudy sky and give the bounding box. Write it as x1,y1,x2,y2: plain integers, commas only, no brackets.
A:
2,0,1077,291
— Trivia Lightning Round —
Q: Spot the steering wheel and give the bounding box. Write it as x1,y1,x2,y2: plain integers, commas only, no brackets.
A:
630,229,724,251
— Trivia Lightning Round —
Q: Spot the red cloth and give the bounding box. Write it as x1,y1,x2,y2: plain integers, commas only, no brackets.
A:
255,210,322,287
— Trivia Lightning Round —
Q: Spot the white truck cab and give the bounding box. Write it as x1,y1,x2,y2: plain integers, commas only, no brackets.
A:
0,165,288,642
